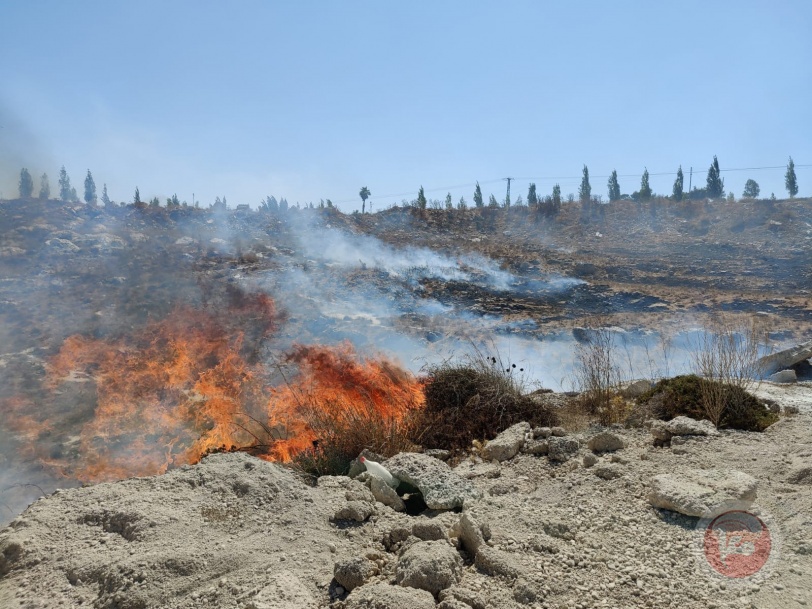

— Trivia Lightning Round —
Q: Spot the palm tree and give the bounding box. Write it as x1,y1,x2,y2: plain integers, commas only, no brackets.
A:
359,186,371,213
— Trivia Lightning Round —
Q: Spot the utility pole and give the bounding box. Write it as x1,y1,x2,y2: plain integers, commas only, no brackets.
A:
688,168,692,194
503,177,513,208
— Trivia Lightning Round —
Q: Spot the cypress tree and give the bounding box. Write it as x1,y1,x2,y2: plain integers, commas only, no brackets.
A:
473,182,483,208
785,157,798,198
84,170,97,204
640,168,652,201
578,165,591,202
706,156,724,198
673,166,684,201
607,170,621,201
19,168,34,198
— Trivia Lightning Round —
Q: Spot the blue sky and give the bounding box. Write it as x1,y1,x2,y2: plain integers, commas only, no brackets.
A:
1,1,810,210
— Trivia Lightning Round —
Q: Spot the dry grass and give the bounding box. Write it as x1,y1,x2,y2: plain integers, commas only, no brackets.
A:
291,400,421,477
572,325,625,426
690,314,770,427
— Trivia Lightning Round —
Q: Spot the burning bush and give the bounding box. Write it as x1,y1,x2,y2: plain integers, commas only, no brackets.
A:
415,352,559,451
267,343,424,476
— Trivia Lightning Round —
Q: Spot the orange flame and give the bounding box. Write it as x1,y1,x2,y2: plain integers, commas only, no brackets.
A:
266,342,425,461
6,294,425,483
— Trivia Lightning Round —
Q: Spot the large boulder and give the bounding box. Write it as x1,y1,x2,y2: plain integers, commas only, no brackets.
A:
395,540,462,595
481,422,530,462
665,416,719,437
345,582,436,609
758,340,812,375
587,431,626,453
385,453,482,510
647,470,757,517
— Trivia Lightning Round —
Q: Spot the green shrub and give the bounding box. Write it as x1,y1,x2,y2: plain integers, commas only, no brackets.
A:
638,375,778,431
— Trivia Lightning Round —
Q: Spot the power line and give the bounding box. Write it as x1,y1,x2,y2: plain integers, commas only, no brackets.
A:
329,162,809,206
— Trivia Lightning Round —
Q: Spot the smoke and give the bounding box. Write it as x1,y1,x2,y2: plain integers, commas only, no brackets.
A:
0,102,54,198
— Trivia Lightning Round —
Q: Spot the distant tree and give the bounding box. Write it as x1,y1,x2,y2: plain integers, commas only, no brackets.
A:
101,183,111,206
473,182,484,208
639,168,652,201
457,196,467,210
672,166,684,201
785,156,798,198
39,173,50,199
488,194,499,208
84,170,97,204
706,155,724,198
359,186,370,213
742,179,760,199
19,168,34,198
445,192,453,210
133,187,141,204
552,184,562,214
770,192,776,201
261,195,278,212
515,195,523,207
326,199,334,208
58,166,72,200
279,198,289,211
171,193,180,207
578,165,591,202
527,183,538,208
69,187,79,202
607,170,621,202
416,186,427,210
149,196,160,207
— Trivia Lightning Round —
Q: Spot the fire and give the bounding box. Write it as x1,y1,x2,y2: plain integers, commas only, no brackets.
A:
266,342,425,461
6,292,424,483
46,301,273,481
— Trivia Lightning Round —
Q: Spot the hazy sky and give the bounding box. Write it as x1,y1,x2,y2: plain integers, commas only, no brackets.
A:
1,1,810,210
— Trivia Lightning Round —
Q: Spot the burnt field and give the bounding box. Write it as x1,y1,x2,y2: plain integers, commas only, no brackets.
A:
0,195,810,523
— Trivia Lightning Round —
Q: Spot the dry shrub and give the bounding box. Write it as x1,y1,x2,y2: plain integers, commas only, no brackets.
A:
572,326,624,426
291,400,420,477
690,315,769,427
414,352,558,451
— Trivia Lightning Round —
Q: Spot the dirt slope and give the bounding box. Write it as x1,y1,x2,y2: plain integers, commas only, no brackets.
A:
1,384,810,609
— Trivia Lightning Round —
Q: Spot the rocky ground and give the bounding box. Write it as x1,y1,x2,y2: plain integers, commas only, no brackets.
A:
1,383,810,609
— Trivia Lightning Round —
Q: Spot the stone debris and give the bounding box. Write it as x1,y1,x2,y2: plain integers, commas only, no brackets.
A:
395,540,462,595
481,422,530,462
333,557,377,592
333,500,375,522
520,438,549,455
647,469,757,516
385,452,482,510
769,369,798,383
547,436,580,462
367,475,406,512
587,430,626,453
665,415,719,437
345,581,436,609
